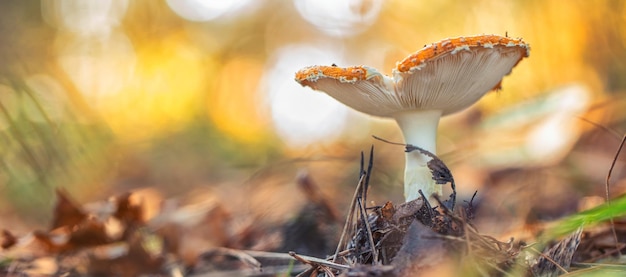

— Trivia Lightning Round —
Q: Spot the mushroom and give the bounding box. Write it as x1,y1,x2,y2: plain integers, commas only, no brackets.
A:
294,34,530,202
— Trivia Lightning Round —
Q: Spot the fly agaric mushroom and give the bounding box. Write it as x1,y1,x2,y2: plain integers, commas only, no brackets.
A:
294,34,530,202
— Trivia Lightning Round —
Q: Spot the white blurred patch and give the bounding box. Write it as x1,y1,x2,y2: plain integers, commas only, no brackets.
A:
294,0,383,37
41,0,128,36
477,84,591,168
166,0,255,22
525,86,590,161
56,31,136,107
264,44,350,148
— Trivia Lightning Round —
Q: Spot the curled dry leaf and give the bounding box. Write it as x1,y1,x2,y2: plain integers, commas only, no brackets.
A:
50,189,87,230
113,192,144,226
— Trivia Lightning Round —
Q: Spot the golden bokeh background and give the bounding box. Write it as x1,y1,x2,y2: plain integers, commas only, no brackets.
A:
1,0,625,235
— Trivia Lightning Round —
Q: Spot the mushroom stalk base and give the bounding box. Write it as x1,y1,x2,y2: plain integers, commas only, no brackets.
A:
393,110,442,202
404,166,439,203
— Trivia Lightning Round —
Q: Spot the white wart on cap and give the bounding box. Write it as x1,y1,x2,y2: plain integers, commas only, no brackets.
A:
295,34,530,202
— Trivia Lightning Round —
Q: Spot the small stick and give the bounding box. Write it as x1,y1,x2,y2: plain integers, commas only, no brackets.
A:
288,251,350,271
332,173,366,263
214,247,261,269
332,146,375,264
357,196,379,264
605,134,626,255
364,145,374,206
355,147,378,263
578,116,622,141
372,135,405,146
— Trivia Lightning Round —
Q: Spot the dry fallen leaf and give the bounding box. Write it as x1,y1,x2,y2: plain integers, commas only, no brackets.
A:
50,189,87,230
1,229,17,249
392,220,453,276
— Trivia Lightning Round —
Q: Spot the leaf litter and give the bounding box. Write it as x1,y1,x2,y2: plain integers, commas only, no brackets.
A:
2,138,626,276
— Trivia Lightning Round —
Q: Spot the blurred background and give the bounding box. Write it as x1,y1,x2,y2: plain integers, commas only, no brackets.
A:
0,0,625,240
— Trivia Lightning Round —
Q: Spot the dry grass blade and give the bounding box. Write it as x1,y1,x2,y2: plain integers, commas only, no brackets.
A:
332,147,374,264
206,247,262,269
0,97,50,187
332,173,365,264
605,134,626,254
357,195,378,265
288,251,350,271
356,147,378,264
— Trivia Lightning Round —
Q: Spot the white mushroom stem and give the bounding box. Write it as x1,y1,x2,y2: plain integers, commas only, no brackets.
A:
295,35,530,203
393,110,442,202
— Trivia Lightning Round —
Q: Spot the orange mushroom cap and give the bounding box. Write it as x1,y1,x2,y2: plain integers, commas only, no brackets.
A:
295,34,530,117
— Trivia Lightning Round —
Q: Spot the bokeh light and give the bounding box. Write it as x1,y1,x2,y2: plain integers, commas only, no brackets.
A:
208,57,270,144
101,38,208,142
166,0,256,22
477,85,592,168
41,0,128,36
264,44,351,147
56,31,136,108
294,0,384,37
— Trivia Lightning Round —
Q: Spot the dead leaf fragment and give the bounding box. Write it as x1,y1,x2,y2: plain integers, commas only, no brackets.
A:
1,229,17,249
531,227,584,277
51,189,87,230
392,220,452,276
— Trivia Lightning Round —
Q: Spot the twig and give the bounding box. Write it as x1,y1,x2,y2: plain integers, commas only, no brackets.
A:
578,116,622,141
332,147,375,264
210,247,262,269
605,134,626,255
364,145,374,206
372,135,405,146
355,147,378,264
288,251,350,271
357,196,379,265
332,173,365,263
